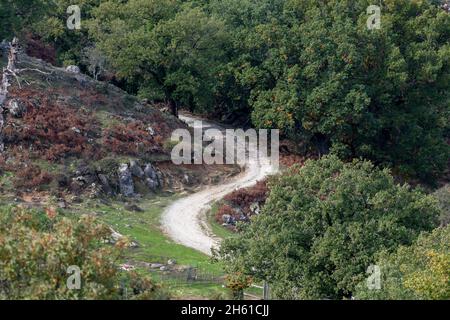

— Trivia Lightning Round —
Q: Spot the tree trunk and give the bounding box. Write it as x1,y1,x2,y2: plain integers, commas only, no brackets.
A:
169,99,178,118
0,37,19,152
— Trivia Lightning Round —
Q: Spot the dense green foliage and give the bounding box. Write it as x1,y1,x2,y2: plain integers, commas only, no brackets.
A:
212,0,450,182
354,225,449,300
0,206,166,300
217,156,440,299
88,0,228,116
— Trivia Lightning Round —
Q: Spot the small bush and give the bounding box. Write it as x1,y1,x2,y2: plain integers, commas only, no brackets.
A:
13,163,53,190
223,180,268,215
216,180,269,225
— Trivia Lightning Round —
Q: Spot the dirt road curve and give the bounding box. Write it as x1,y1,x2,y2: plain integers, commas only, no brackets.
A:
161,114,277,256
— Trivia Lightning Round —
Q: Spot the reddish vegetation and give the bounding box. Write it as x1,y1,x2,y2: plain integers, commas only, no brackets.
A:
215,204,237,222
4,88,99,162
13,163,53,189
102,121,164,156
24,33,56,65
216,180,269,226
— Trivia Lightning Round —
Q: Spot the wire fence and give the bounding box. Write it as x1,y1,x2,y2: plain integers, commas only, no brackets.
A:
149,266,225,288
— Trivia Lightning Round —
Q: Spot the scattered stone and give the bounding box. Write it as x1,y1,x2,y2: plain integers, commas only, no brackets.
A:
124,203,143,212
118,163,134,197
222,214,235,225
110,228,123,243
144,163,158,180
71,127,81,134
144,163,161,191
57,201,67,209
250,202,261,215
183,174,191,185
160,266,168,271
88,182,102,199
147,126,155,136
70,196,83,203
150,263,163,269
8,99,25,117
66,65,80,74
129,241,139,248
168,259,176,266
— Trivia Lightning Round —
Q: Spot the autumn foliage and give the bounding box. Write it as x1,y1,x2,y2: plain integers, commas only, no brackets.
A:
216,180,269,225
0,206,167,300
102,121,164,156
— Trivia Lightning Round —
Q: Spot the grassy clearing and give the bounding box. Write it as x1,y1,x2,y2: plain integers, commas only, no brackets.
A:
72,193,228,298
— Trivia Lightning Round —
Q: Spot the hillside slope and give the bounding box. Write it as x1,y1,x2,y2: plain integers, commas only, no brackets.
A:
0,41,237,206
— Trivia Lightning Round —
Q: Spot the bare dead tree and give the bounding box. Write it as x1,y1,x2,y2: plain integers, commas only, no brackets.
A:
0,38,53,152
0,37,18,152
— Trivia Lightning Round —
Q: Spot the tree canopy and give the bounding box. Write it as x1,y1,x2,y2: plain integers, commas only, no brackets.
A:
1,0,448,183
354,225,450,300
217,155,441,299
88,0,229,116
210,0,450,182
0,206,166,300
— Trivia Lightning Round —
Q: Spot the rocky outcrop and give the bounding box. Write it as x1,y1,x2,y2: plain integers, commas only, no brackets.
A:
129,160,144,179
118,163,135,197
144,163,162,191
98,174,113,195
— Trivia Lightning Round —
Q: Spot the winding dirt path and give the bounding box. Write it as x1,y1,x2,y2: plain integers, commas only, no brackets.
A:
161,114,277,256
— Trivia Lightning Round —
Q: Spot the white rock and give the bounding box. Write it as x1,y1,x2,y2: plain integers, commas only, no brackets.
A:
66,65,80,74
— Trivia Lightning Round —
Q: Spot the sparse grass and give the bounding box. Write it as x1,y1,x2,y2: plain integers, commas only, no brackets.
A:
0,171,14,187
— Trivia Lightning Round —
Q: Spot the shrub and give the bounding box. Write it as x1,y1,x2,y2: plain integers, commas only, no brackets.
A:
13,163,53,190
102,121,164,156
0,206,167,300
354,225,450,300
